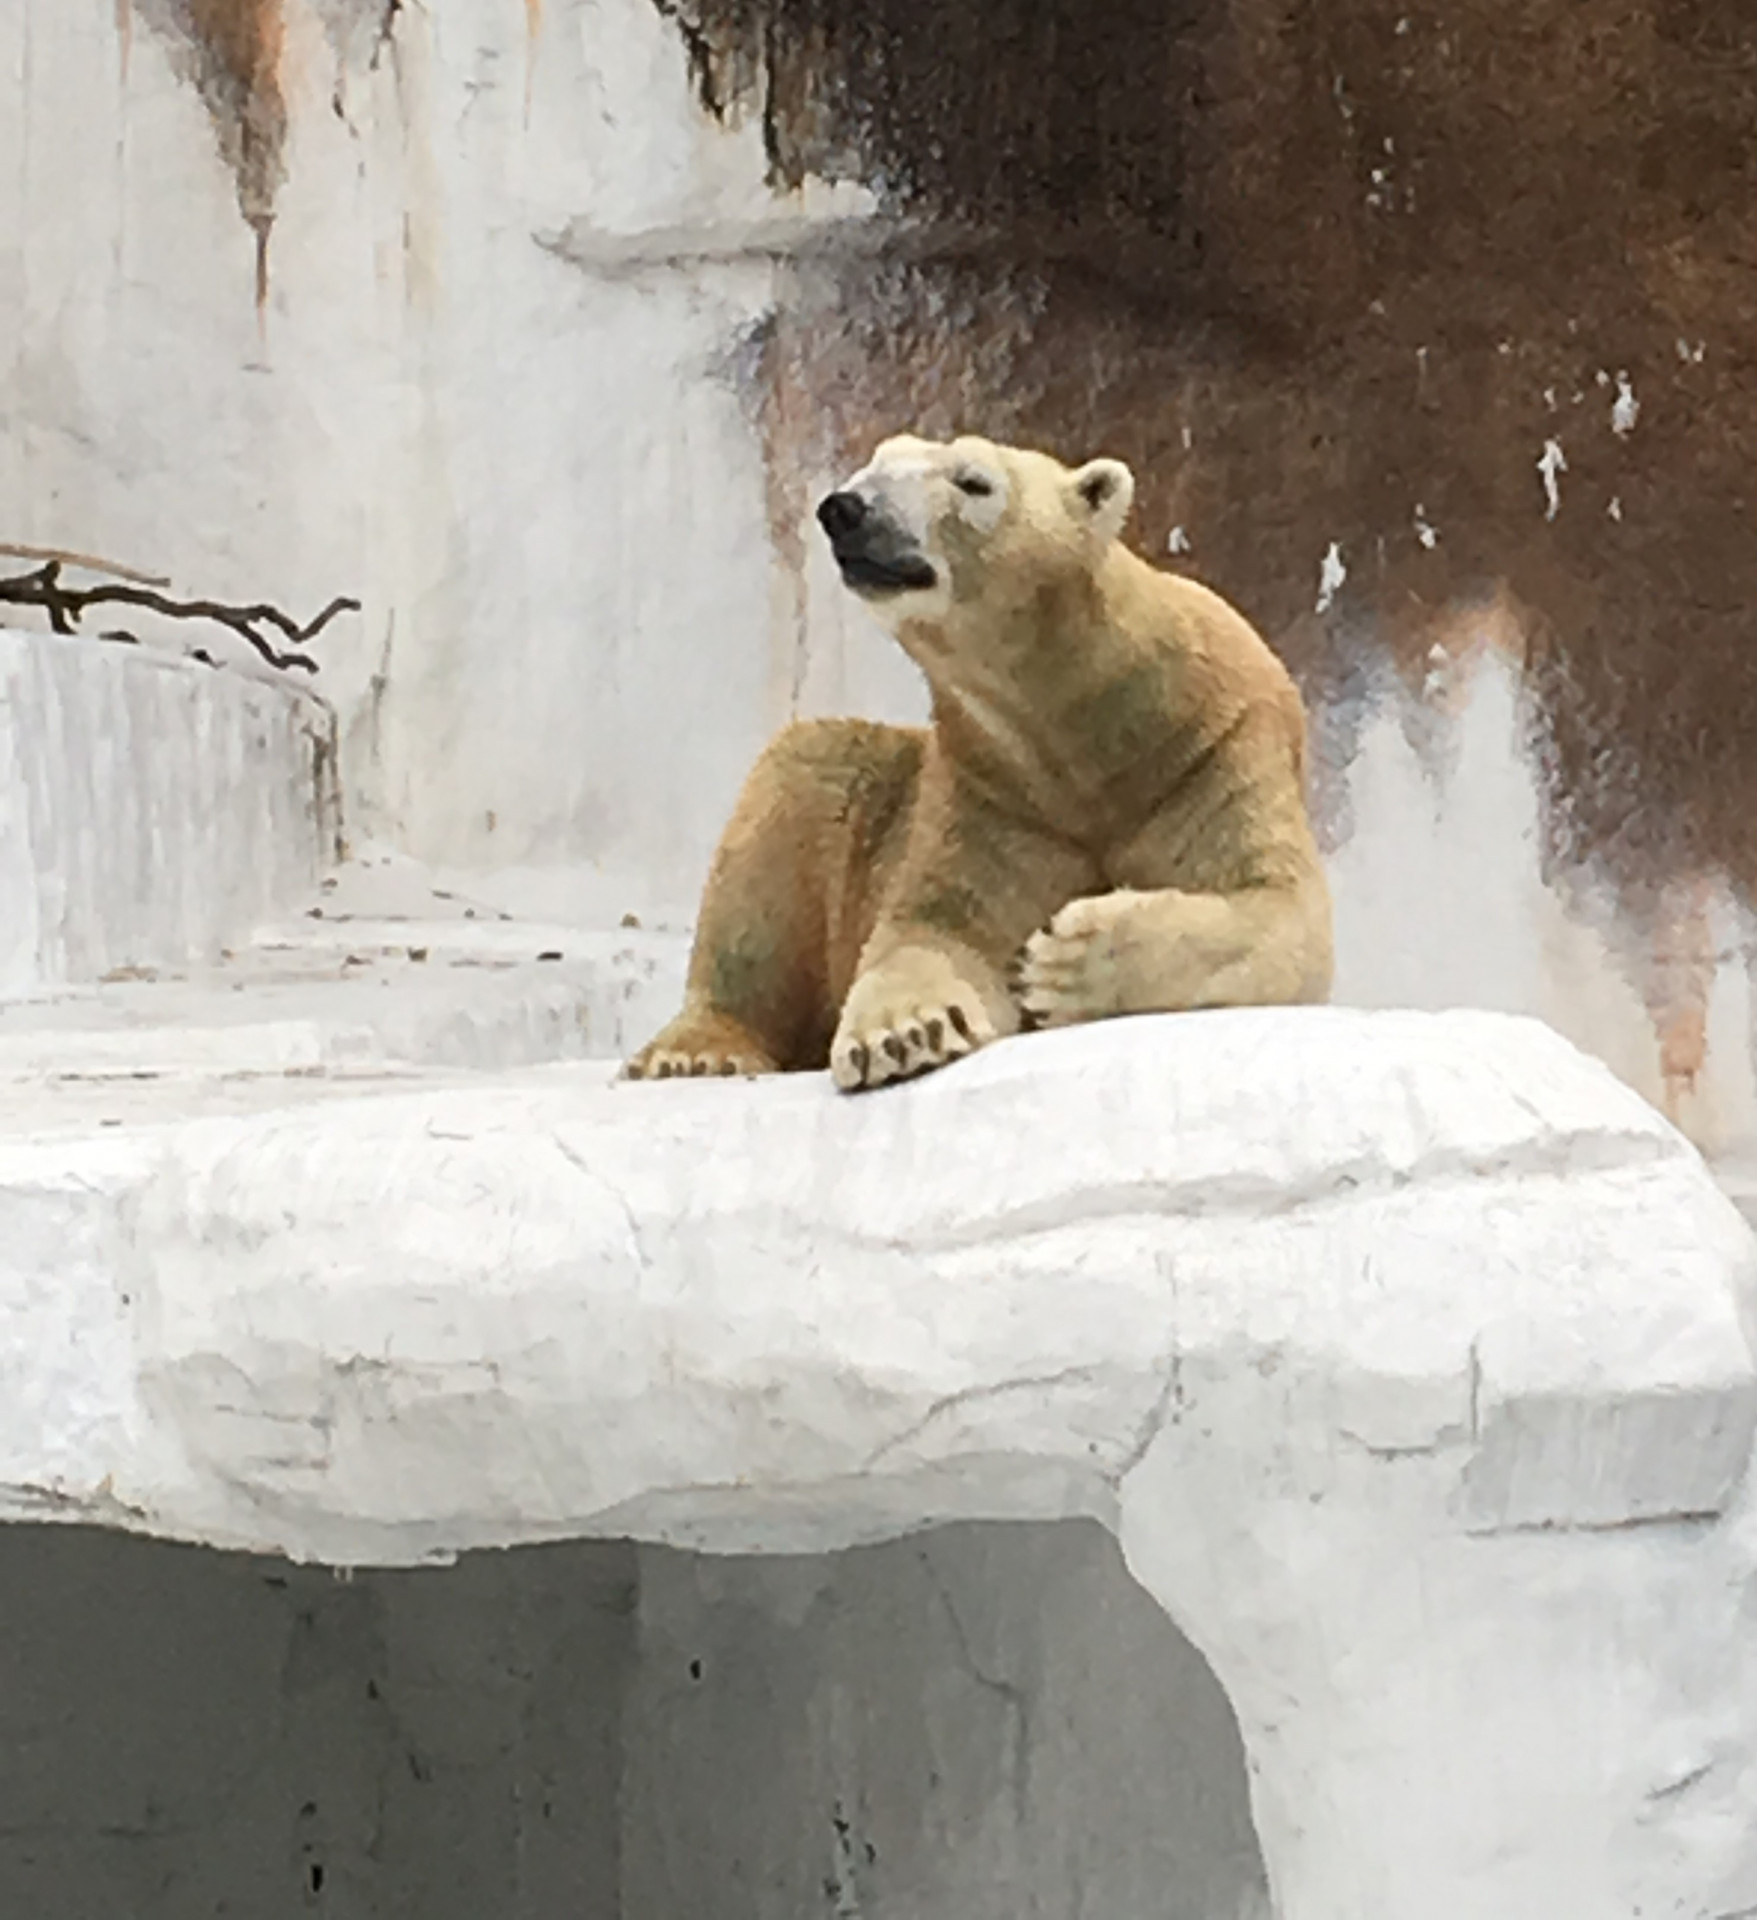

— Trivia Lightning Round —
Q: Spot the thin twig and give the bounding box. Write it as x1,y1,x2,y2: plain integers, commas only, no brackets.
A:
0,542,170,587
0,560,358,674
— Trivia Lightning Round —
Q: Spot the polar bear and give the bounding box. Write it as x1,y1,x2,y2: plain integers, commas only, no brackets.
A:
624,432,1333,1092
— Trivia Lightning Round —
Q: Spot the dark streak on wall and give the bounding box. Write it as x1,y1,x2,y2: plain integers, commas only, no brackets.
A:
138,0,288,301
654,0,1757,1018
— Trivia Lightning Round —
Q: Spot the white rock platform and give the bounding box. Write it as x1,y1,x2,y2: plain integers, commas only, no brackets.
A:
3,1006,1755,1920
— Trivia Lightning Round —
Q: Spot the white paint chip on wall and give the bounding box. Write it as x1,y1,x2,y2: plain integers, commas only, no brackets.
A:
1611,370,1640,436
1538,436,1567,519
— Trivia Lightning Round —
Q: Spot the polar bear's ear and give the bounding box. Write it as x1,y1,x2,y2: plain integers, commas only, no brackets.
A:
1070,458,1135,541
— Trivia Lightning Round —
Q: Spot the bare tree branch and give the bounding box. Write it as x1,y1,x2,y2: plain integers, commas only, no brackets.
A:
0,559,359,674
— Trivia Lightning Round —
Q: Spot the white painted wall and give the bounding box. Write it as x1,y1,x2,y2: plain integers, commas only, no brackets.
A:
1,0,861,920
1325,639,1757,1158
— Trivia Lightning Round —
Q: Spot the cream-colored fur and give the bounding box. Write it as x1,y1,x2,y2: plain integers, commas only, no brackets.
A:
624,432,1333,1092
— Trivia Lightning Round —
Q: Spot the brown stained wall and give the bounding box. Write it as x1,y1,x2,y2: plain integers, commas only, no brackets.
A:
656,0,1757,979
140,0,288,246
138,1,396,298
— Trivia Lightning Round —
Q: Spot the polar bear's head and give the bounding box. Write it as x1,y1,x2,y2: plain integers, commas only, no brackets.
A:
815,433,1136,633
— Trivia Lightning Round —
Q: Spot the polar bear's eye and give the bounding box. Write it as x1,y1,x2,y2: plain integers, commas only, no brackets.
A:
953,472,995,498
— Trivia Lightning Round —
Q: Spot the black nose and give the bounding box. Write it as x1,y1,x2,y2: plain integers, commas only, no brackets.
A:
816,491,867,541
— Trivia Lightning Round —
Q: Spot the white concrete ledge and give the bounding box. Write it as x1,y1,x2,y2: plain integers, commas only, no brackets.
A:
2,1005,1742,1561
0,627,337,997
0,929,686,1081
2,1006,1755,1918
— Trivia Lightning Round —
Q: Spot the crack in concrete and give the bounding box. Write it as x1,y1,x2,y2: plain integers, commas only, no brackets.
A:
1111,1254,1183,1486
918,1547,1031,1828
549,1133,650,1274
859,1365,1106,1473
1644,1757,1716,1805
813,1129,1683,1260
1112,1356,1182,1486
1469,1507,1726,1540
825,1799,867,1918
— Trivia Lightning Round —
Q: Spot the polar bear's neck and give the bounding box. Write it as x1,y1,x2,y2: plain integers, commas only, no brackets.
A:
902,553,1206,829
905,550,1154,701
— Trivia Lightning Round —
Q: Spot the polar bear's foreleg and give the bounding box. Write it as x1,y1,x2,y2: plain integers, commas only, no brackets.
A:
830,765,1103,1091
1017,878,1333,1027
623,719,922,1080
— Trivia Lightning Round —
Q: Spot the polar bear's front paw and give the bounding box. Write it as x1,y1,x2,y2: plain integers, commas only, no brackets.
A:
1017,890,1146,1028
621,1012,779,1081
829,948,1004,1092
830,1001,986,1092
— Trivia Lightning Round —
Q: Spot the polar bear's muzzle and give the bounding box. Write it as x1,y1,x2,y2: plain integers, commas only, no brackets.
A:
816,489,939,598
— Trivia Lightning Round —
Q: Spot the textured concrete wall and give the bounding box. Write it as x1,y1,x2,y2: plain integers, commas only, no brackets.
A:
623,1522,1271,1920
0,1527,633,1919
0,1522,1269,1920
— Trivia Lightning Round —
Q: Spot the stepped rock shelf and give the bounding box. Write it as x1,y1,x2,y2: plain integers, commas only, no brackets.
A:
3,1006,1755,1920
0,625,337,997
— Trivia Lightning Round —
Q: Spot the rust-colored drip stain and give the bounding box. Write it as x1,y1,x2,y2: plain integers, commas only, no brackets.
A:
657,0,1757,955
140,0,288,269
1641,874,1718,1119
